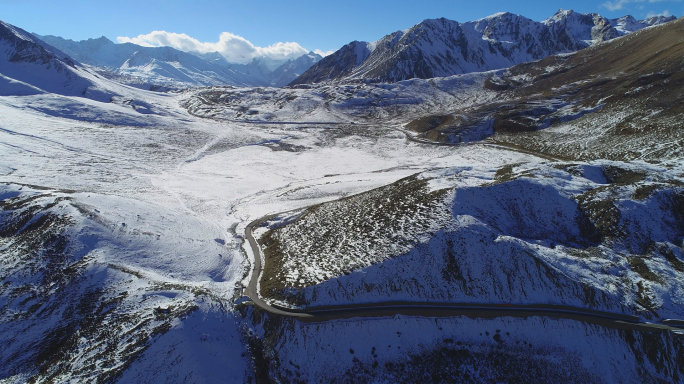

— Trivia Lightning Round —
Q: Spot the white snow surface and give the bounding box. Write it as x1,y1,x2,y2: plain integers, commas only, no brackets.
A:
0,49,526,381
1,15,683,381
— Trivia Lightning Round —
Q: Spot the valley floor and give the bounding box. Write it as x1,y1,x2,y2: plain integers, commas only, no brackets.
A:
1,82,682,383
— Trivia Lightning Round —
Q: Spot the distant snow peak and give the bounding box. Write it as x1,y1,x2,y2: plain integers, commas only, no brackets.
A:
545,8,577,22
479,11,509,20
643,13,676,25
313,49,334,57
36,32,324,88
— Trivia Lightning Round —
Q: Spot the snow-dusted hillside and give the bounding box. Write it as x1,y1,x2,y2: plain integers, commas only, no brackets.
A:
0,185,247,383
259,162,684,320
292,10,675,84
481,16,684,161
181,70,498,126
245,310,684,383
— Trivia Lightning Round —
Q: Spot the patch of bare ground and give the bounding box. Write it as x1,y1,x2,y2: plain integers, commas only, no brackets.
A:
259,175,450,304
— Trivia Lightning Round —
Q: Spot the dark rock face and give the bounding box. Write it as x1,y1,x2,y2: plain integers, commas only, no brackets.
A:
291,41,369,85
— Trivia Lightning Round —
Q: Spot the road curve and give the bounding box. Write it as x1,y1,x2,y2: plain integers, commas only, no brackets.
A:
244,212,313,318
244,212,684,331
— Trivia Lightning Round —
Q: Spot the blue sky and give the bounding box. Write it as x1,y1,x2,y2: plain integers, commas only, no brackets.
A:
1,0,680,59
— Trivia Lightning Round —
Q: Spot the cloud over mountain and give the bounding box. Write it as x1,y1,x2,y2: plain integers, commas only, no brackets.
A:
117,30,329,63
601,0,681,12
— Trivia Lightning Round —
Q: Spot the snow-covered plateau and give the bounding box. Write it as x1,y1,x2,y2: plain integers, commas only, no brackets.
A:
1,13,683,384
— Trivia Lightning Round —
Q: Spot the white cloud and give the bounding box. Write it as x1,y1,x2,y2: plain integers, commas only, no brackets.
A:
117,31,327,64
646,9,672,16
313,49,334,57
602,0,681,11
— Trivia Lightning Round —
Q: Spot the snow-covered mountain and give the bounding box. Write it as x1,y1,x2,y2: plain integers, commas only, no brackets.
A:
268,52,322,87
292,9,676,85
611,14,676,33
36,34,266,88
0,20,119,100
191,50,232,67
37,34,322,88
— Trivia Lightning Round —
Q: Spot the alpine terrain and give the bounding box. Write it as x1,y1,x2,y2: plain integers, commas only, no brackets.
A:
291,10,675,84
36,34,323,89
1,7,683,384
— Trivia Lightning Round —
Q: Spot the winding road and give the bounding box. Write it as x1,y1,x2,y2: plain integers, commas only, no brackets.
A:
192,86,683,332
244,213,684,332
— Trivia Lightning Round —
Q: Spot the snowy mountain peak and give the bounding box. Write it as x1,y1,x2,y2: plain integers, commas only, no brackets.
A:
543,9,600,28
191,50,231,66
465,12,538,39
477,12,513,21
643,15,677,25
1,20,29,41
609,14,676,34
86,36,114,46
1,21,75,68
611,15,642,33
544,9,583,23
293,9,676,85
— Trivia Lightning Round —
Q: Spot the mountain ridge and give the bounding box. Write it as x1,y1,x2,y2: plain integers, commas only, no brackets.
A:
36,34,322,88
291,9,676,85
0,19,116,100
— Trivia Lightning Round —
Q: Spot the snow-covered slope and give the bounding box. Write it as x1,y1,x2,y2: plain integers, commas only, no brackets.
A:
292,10,675,84
259,162,684,319
248,310,684,383
0,185,248,383
0,20,113,100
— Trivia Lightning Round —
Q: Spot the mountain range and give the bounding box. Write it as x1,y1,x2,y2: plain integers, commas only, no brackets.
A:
3,9,676,91
291,10,676,85
36,34,322,89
